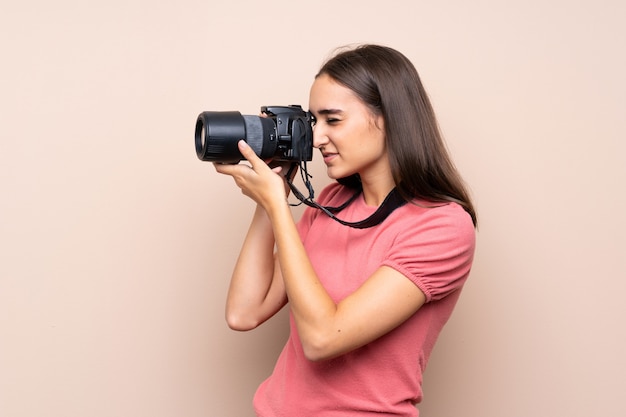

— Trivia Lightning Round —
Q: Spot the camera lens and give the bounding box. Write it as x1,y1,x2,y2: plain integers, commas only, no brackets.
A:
195,111,277,163
195,111,245,163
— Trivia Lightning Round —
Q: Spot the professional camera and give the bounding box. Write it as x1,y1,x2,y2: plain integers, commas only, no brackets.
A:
195,105,314,164
194,104,405,229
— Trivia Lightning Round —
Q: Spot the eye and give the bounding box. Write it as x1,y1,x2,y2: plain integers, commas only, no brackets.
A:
308,113,317,126
327,118,339,124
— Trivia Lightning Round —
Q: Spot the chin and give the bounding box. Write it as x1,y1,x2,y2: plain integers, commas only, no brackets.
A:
326,167,356,182
325,167,343,180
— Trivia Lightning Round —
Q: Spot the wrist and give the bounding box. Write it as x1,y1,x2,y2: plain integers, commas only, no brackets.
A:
266,197,292,226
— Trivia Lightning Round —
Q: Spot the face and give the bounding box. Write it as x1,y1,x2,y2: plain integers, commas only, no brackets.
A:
308,74,388,182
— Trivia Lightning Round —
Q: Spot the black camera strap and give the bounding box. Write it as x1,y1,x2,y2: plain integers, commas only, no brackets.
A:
286,163,407,229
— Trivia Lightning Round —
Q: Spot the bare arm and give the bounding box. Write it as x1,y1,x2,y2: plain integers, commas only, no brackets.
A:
216,141,426,360
223,204,287,330
268,199,426,361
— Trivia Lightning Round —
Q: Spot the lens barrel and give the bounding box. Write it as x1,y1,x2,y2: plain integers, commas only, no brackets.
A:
195,111,277,163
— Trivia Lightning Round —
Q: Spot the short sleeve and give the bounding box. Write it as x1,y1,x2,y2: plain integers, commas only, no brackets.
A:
382,202,476,302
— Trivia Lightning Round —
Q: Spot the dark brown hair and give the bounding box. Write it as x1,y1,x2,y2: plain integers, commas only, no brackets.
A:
316,44,477,227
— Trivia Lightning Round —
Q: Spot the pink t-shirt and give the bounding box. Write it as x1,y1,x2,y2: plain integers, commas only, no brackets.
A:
254,183,475,416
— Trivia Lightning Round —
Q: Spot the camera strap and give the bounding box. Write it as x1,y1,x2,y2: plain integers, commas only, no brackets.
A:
286,163,407,229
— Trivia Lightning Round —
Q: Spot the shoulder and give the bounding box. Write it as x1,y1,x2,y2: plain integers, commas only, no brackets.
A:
296,182,354,235
393,200,474,238
315,182,356,206
382,201,476,301
390,200,475,261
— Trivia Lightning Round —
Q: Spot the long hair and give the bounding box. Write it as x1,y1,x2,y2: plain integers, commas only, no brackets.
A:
316,44,477,227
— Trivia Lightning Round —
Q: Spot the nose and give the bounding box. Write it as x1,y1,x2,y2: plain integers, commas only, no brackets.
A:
312,124,328,149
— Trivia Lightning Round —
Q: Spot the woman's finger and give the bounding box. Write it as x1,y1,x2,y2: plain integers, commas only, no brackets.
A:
237,140,264,170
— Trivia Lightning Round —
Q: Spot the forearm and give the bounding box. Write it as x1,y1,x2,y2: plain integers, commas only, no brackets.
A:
267,200,338,356
225,204,286,330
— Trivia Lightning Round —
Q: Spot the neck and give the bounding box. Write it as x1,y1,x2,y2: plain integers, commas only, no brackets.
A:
360,176,396,207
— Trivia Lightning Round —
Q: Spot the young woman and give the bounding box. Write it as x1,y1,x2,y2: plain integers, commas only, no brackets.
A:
214,44,477,417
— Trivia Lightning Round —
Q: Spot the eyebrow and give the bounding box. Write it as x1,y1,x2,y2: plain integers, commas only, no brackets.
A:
315,108,344,115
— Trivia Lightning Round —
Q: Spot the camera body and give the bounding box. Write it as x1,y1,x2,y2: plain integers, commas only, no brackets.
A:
195,105,314,164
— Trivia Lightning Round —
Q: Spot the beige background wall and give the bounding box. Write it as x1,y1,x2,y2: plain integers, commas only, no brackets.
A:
1,1,624,416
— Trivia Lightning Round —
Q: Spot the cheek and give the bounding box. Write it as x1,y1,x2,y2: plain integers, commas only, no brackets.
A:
347,137,386,166
361,126,386,154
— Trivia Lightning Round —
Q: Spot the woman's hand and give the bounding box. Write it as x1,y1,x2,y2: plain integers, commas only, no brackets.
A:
214,140,293,212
